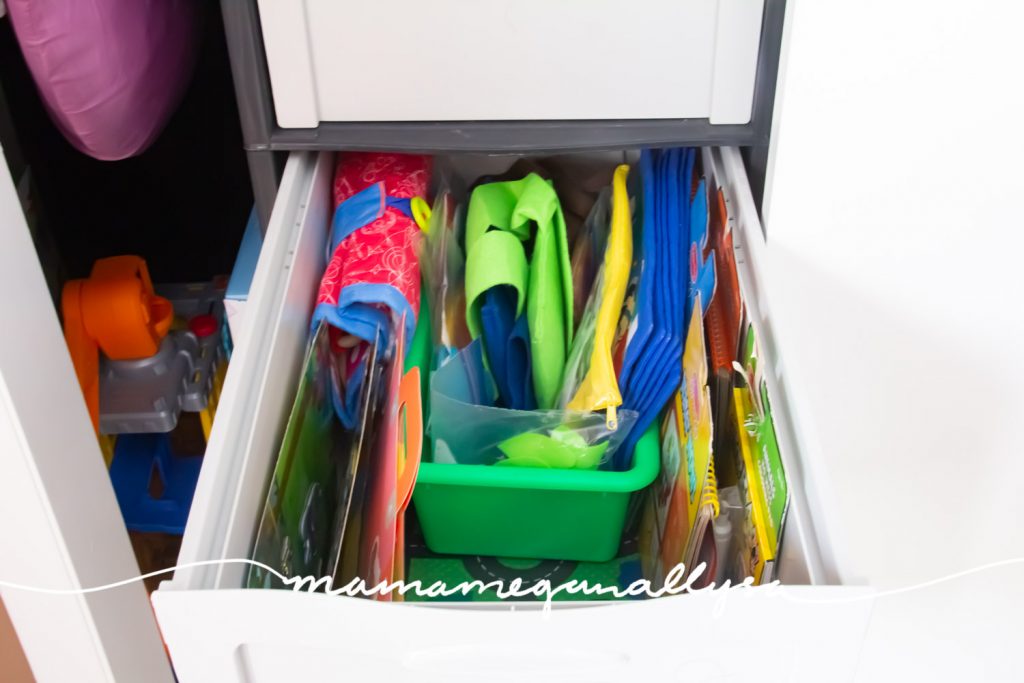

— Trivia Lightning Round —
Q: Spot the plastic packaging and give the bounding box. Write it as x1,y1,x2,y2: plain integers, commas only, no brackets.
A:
429,340,637,469
7,0,199,160
313,153,431,350
714,485,743,585
561,165,633,428
312,153,430,428
248,323,351,587
420,186,471,366
686,177,717,327
464,173,574,409
616,149,710,468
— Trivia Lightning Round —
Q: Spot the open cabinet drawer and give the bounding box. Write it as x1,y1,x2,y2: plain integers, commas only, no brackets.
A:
152,147,874,682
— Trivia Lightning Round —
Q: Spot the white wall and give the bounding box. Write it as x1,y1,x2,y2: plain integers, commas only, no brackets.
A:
766,2,1024,679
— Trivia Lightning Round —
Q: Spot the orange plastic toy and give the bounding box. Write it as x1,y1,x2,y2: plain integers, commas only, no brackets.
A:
62,256,173,434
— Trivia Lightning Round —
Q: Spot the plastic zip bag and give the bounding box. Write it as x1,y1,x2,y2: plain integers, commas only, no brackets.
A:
429,340,638,469
559,164,633,429
420,183,471,366
464,173,574,409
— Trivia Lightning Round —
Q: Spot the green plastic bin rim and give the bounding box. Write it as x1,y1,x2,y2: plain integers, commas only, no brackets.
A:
416,423,660,493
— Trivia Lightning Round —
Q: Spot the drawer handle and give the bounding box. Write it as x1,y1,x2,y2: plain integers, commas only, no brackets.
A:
402,644,629,676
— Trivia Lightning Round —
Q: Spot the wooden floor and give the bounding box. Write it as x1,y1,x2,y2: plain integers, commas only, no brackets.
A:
0,598,34,682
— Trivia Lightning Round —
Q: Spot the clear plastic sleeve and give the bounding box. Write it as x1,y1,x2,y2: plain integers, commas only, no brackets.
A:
429,340,637,469
559,165,633,429
420,183,471,366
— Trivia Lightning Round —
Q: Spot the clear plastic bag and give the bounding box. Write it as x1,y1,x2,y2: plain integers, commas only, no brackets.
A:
429,340,638,469
420,183,471,366
559,165,634,428
558,189,611,411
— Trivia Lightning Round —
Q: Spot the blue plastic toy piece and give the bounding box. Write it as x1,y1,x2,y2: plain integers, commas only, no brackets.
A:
109,433,202,534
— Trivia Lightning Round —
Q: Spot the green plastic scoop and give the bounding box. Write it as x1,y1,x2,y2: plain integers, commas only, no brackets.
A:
465,173,573,409
496,426,608,470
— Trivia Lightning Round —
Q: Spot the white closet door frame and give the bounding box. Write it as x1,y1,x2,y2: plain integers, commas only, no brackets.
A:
0,146,174,681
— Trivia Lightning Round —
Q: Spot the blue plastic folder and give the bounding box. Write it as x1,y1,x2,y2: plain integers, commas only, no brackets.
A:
629,149,686,406
616,148,713,469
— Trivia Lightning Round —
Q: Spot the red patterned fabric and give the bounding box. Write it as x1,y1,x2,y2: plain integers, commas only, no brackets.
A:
316,152,431,329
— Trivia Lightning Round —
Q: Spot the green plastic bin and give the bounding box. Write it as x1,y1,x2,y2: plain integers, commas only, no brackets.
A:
413,426,659,562
407,289,661,563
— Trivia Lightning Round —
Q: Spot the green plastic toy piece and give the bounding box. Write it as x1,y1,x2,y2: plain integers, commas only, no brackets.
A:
496,428,609,470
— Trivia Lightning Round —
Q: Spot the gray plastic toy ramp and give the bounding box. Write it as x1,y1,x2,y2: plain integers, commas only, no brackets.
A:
98,282,226,435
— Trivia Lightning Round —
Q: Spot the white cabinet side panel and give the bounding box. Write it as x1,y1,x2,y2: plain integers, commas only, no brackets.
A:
0,149,172,682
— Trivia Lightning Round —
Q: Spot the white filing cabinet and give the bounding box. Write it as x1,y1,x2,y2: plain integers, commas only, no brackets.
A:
6,1,1024,681
151,145,874,682
0,1,868,680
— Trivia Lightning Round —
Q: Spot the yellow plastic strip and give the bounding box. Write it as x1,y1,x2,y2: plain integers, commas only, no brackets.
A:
568,164,633,427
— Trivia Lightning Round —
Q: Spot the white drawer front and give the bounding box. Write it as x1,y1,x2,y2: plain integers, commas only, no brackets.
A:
157,147,872,680
154,587,873,682
257,0,765,128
